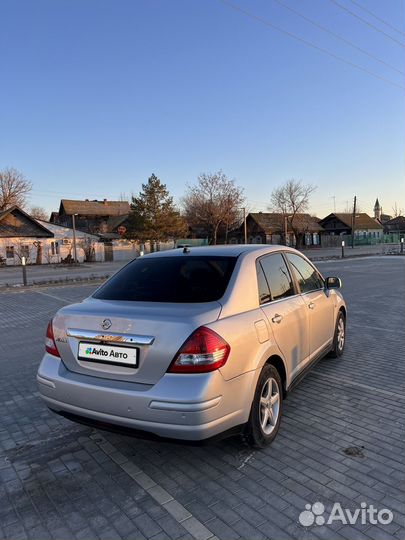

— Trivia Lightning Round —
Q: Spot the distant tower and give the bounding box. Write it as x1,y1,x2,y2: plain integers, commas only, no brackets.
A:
374,198,382,220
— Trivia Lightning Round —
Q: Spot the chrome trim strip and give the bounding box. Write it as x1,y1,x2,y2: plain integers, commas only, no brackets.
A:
260,293,300,308
66,328,155,346
149,396,222,412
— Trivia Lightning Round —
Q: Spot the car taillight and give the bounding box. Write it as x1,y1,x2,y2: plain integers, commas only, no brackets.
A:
45,320,60,357
168,327,230,373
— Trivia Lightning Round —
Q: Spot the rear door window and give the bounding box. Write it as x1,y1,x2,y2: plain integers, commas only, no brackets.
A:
93,256,237,303
256,263,271,305
286,253,324,294
260,253,294,301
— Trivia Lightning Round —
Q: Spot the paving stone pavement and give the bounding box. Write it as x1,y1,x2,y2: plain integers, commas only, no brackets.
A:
0,257,404,540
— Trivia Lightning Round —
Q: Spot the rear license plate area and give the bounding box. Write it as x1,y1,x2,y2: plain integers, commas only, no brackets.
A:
78,342,138,368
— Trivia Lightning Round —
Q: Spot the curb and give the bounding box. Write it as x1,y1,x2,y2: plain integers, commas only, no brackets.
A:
0,274,111,292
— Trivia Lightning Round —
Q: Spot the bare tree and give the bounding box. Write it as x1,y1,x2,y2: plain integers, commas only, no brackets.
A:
269,179,317,246
392,202,404,217
78,237,96,262
0,168,32,210
14,241,33,264
30,206,48,220
183,171,245,245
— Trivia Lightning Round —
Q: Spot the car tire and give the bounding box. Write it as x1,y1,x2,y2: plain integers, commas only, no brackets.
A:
244,364,283,448
328,310,346,358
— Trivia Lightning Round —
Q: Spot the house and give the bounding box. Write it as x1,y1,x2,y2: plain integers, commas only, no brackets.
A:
0,205,140,266
0,206,54,265
51,199,130,235
36,220,103,263
320,213,383,239
97,214,131,240
229,212,324,247
384,216,405,235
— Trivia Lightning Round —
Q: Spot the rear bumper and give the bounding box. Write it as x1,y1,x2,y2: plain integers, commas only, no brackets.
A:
37,354,258,440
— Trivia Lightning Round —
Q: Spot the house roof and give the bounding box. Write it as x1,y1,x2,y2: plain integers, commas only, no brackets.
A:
321,213,383,230
97,232,121,240
36,219,100,240
385,215,405,226
49,211,59,223
249,213,324,233
59,199,130,217
0,206,54,238
107,214,129,231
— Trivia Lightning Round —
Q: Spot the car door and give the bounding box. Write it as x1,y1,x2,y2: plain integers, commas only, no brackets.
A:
257,253,310,380
285,253,335,360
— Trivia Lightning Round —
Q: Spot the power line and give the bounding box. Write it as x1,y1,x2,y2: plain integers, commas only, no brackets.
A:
348,0,405,37
328,0,405,48
218,0,405,90
273,0,404,75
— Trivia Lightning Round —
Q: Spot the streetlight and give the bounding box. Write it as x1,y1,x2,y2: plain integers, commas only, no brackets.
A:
72,213,78,263
401,237,404,254
21,256,27,286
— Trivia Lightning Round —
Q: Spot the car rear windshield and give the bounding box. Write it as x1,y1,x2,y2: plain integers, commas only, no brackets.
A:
93,256,237,303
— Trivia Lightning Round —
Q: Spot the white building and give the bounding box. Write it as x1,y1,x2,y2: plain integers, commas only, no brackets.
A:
36,220,103,263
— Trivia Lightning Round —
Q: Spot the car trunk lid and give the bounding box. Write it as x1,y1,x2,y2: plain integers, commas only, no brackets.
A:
53,298,223,385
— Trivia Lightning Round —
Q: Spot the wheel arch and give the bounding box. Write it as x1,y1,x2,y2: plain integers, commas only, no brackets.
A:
265,354,287,398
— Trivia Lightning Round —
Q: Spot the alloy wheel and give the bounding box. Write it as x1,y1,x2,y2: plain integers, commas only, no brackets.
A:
337,317,345,351
259,377,280,435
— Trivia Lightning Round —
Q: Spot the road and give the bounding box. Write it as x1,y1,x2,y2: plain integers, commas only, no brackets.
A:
0,257,404,540
0,261,123,287
0,244,401,287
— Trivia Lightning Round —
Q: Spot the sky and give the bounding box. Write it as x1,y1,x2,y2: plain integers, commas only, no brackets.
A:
1,0,404,218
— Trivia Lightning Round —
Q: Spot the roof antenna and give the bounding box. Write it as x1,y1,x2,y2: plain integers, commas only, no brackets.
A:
183,246,190,254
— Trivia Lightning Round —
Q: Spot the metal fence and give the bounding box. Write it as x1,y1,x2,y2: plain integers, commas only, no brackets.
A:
175,238,209,247
322,233,403,247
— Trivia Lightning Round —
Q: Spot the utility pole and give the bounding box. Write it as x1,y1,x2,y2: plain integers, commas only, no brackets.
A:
351,196,357,249
243,207,247,244
284,215,288,246
72,213,78,263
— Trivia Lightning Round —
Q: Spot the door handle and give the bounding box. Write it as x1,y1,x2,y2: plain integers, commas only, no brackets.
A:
271,314,283,324
308,302,315,310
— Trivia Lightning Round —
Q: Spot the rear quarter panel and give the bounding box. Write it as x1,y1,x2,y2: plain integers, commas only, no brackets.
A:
209,308,285,382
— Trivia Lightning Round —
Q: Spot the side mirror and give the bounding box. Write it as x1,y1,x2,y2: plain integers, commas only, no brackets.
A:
326,276,342,289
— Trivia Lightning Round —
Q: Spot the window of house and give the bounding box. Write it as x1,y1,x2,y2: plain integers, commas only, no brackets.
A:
286,253,324,294
6,246,14,259
51,242,55,255
55,241,60,254
259,253,294,301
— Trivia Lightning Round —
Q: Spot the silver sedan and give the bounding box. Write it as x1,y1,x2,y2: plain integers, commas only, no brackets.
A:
37,245,346,447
